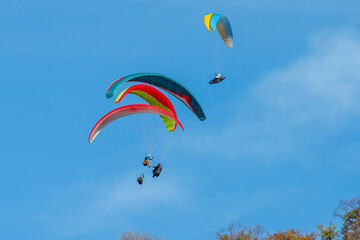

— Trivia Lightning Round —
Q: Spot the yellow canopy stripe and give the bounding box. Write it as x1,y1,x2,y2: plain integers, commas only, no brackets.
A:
204,13,213,31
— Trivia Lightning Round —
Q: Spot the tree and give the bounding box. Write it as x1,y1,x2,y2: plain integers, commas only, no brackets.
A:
216,223,269,240
317,223,338,240
120,231,163,240
216,223,318,240
334,196,360,240
267,229,317,240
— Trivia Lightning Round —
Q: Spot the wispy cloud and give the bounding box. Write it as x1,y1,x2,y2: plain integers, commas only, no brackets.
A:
254,27,360,125
181,28,360,165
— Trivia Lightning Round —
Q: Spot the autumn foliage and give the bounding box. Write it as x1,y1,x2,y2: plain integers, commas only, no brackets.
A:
121,196,360,240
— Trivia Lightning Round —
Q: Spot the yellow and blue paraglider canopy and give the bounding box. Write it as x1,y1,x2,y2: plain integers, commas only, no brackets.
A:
204,13,233,48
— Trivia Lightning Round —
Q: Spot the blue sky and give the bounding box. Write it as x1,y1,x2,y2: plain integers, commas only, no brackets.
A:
1,0,360,239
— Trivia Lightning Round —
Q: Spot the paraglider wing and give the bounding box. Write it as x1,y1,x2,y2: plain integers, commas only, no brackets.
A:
106,73,206,121
115,84,178,131
88,104,184,143
204,13,233,48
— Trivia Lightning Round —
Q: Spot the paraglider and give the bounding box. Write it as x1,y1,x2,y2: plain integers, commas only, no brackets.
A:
152,163,162,178
88,104,184,182
204,13,233,84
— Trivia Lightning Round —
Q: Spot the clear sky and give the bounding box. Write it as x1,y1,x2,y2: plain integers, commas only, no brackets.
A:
1,0,360,239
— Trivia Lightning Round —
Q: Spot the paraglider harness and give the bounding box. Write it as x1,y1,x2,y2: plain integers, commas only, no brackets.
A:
143,155,153,167
152,163,162,178
137,174,145,185
209,74,225,84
